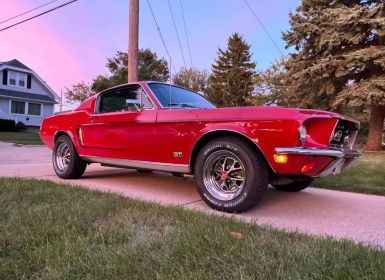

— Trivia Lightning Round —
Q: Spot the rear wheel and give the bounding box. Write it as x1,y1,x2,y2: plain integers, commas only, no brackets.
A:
194,137,268,213
272,179,313,192
53,135,87,179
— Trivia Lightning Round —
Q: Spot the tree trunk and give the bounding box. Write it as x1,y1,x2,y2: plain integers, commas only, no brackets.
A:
366,103,385,151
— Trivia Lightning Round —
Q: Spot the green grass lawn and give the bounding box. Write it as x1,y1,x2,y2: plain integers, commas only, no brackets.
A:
314,153,385,196
0,131,43,145
0,178,384,279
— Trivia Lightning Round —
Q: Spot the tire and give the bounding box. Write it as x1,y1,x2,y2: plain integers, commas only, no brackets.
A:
52,135,87,179
194,137,269,213
272,179,313,192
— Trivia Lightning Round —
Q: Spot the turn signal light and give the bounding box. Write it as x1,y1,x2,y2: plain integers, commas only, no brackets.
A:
273,154,288,164
301,161,316,173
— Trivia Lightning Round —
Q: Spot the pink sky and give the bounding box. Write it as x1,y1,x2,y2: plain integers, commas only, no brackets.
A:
0,0,300,110
0,0,116,109
0,1,87,92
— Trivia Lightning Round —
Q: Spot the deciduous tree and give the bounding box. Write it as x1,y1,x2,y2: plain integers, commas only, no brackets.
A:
92,49,169,93
64,81,94,104
252,59,286,106
173,68,208,93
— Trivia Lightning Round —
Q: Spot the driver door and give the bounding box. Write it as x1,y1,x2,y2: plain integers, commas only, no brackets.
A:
80,85,157,162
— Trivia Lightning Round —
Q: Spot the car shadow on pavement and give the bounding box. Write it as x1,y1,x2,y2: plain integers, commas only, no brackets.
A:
245,186,354,223
79,166,341,215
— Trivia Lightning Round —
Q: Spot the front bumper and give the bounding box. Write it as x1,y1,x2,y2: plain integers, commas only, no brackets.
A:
274,147,361,159
274,147,361,177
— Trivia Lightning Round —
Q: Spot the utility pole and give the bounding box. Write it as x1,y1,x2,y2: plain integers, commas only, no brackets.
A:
128,0,139,82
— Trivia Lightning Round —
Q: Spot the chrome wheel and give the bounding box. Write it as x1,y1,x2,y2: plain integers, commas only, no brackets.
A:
53,135,87,179
203,151,246,201
55,142,70,172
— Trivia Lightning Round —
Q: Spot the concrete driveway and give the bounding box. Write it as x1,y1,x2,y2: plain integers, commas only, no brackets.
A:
1,141,384,249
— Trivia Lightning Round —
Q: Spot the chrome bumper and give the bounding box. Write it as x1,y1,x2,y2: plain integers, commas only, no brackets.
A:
274,147,361,159
274,147,361,177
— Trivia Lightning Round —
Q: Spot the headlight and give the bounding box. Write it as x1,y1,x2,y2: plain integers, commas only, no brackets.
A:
299,125,307,145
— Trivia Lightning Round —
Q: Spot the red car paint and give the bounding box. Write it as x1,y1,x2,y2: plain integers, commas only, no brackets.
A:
40,81,360,178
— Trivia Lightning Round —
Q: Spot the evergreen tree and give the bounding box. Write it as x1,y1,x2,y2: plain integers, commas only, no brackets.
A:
282,0,385,150
207,33,256,107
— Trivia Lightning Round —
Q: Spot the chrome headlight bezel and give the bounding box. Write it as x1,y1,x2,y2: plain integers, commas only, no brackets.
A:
299,124,307,145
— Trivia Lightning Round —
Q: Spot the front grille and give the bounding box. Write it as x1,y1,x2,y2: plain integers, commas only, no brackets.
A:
330,120,359,149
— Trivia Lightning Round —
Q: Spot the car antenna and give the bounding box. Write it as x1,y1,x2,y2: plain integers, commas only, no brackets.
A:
169,56,172,109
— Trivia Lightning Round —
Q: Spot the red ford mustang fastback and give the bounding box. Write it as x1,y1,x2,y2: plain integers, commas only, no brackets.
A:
40,81,360,212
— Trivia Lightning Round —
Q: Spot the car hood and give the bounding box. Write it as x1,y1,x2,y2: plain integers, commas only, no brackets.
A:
190,106,355,123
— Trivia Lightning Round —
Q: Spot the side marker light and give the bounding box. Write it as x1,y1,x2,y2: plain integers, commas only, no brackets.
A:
301,161,316,173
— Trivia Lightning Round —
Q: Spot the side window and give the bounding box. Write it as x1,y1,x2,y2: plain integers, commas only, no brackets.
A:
99,86,141,113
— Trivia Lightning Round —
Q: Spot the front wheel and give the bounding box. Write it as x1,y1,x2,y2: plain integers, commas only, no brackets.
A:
53,135,87,179
194,137,269,213
272,179,313,192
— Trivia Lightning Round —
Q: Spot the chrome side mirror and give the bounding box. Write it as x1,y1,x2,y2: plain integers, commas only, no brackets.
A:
125,99,141,112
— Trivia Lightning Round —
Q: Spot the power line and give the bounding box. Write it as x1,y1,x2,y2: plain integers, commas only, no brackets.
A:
145,0,176,73
167,0,186,70
0,0,61,25
242,0,284,56
0,0,79,33
179,0,193,69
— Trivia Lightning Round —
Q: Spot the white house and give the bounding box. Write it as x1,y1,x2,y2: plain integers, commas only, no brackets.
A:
0,59,60,127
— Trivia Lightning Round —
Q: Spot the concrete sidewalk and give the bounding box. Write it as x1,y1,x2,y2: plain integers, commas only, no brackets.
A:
1,142,384,249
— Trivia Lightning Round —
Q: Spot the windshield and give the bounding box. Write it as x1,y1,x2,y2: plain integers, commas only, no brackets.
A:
147,83,216,109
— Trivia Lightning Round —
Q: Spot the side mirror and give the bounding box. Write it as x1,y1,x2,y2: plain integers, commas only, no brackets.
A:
125,99,141,112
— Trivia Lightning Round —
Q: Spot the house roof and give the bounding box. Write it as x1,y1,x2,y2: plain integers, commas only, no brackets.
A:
0,59,60,102
0,88,57,104
0,59,31,70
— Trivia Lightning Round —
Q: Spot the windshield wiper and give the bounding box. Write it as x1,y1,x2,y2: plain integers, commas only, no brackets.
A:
168,103,200,109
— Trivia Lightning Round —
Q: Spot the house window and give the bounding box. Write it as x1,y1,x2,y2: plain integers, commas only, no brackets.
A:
8,71,27,88
19,75,26,87
28,103,41,116
9,72,17,85
11,101,25,114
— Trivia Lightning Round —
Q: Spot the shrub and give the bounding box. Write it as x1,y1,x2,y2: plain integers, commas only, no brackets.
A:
0,119,16,131
15,122,27,132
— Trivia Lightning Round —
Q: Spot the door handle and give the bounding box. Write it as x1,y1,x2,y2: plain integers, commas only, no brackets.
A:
89,115,95,121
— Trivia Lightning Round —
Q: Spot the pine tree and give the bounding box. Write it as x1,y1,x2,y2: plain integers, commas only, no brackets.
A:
282,0,385,151
207,33,256,107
